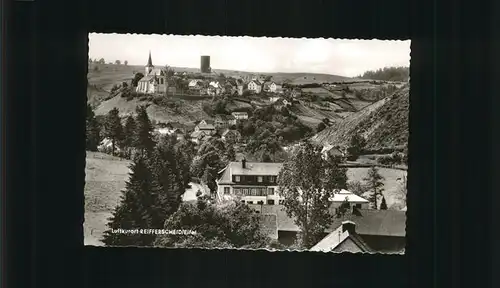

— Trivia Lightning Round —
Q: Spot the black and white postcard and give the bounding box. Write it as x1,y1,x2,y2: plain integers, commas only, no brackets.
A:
85,33,409,253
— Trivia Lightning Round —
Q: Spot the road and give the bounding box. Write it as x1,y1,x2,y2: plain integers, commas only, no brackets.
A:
182,182,208,202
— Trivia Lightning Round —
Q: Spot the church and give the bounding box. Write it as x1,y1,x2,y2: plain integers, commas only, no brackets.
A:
136,51,168,94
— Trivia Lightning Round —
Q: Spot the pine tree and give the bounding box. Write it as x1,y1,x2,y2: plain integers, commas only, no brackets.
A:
86,104,101,151
380,195,388,210
102,108,124,156
122,115,137,158
102,157,162,246
133,106,155,157
363,166,385,209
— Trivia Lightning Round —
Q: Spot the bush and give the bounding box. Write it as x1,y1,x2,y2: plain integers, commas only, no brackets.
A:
377,152,405,165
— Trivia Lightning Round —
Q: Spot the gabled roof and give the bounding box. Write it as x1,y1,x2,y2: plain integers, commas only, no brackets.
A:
310,225,375,253
250,80,262,85
248,204,406,237
329,189,369,203
196,123,215,130
217,162,283,185
231,111,248,115
221,129,240,137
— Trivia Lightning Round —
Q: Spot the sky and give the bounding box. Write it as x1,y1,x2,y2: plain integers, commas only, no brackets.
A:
89,33,410,77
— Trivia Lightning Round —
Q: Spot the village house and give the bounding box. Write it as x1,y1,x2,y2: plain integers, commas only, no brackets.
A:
198,119,215,126
194,122,216,135
309,221,374,253
188,79,204,90
136,51,169,94
214,114,237,128
190,130,210,144
208,81,223,96
216,160,283,205
221,129,241,143
269,82,283,93
248,80,263,94
291,88,302,98
330,189,370,210
273,98,291,110
231,111,249,120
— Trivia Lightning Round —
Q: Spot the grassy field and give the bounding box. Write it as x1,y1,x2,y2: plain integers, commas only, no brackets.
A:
347,167,407,210
84,151,130,246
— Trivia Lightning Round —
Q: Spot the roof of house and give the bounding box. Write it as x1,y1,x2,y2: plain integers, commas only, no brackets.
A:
196,123,215,130
198,119,215,125
250,80,262,85
232,111,248,115
217,162,283,185
329,189,369,203
310,226,374,253
221,129,240,137
139,75,155,82
247,204,406,237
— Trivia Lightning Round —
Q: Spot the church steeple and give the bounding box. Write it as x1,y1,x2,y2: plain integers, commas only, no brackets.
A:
145,50,154,75
146,50,153,67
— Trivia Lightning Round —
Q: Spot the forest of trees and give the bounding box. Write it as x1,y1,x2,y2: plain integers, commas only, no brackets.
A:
358,66,410,82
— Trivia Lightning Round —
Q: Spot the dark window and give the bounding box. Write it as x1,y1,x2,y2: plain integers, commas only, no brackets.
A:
247,201,254,204
355,204,362,209
224,187,230,194
235,176,241,182
268,188,275,195
267,200,275,205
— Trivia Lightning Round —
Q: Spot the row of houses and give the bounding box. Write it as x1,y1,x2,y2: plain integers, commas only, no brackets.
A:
216,159,405,253
153,111,249,144
188,78,285,96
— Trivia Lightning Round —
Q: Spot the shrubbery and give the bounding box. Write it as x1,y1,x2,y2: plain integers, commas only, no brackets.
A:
377,152,406,165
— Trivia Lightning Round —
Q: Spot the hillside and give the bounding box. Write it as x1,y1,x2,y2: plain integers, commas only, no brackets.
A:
94,95,212,124
84,151,130,246
311,86,409,152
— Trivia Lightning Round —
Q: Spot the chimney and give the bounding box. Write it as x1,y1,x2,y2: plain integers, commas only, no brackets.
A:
342,221,356,234
242,158,246,169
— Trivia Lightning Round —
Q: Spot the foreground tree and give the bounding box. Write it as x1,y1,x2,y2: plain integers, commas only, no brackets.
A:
154,200,268,248
148,142,185,221
278,141,348,249
102,108,124,156
131,72,144,87
364,166,385,209
86,104,101,151
133,106,156,157
121,115,136,158
102,157,162,246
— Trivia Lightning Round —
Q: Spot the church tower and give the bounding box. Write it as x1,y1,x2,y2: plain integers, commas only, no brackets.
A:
145,51,154,75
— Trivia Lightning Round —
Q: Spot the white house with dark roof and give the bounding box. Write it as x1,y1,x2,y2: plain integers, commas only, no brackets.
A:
216,159,283,205
248,80,263,94
231,111,248,120
269,82,283,93
329,189,370,209
194,122,216,135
